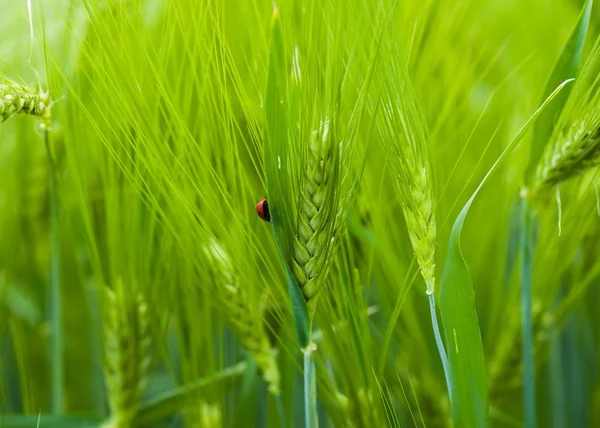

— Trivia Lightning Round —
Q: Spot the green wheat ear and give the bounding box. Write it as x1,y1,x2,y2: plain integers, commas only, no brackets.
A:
531,39,600,195
103,282,151,428
0,79,50,122
379,41,436,295
533,119,600,193
291,118,340,316
203,238,281,395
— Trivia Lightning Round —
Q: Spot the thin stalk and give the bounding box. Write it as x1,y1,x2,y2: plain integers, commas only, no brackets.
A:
519,199,536,428
429,294,451,395
44,128,63,414
303,343,318,428
287,272,317,427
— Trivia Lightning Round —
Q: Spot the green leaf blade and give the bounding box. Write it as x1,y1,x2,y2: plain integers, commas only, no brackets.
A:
439,205,489,428
263,6,297,265
438,78,573,428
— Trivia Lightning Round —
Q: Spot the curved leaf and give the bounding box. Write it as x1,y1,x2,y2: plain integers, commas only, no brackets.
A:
439,78,573,427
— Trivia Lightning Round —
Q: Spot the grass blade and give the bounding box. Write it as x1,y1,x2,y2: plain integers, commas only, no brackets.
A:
438,78,573,427
525,0,593,181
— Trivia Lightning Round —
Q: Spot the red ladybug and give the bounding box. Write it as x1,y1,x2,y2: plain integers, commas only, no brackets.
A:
256,199,271,222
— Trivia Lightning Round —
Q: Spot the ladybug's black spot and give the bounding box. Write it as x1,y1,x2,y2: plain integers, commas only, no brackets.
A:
263,200,271,222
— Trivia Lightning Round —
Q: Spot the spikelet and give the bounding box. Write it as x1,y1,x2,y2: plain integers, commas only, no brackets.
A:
291,119,338,314
103,284,151,428
0,80,50,122
204,239,281,395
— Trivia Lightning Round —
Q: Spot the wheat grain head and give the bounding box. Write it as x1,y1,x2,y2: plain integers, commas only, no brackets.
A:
103,282,151,428
0,79,50,122
532,39,600,195
203,238,281,395
379,41,436,294
290,118,341,315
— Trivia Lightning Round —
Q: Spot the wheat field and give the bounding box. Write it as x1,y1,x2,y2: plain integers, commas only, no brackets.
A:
1,0,600,427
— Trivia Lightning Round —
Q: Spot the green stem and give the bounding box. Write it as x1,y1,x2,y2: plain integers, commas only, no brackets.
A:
429,294,451,398
303,343,318,428
44,128,63,414
519,198,536,428
286,271,317,427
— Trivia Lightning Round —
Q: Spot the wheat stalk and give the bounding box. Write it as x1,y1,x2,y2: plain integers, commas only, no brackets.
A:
0,80,50,122
103,284,151,428
291,118,338,315
204,239,281,395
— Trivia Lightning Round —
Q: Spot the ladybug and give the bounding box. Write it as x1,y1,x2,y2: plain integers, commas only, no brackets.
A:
256,199,271,222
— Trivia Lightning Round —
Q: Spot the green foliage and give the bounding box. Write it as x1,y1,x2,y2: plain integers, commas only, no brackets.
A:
2,1,600,427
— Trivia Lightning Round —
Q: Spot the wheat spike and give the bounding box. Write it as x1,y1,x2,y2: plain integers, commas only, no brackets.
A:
381,78,436,294
0,80,50,122
400,155,436,295
291,119,337,314
534,120,600,193
204,239,281,395
103,285,151,428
